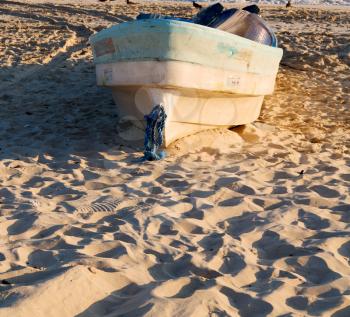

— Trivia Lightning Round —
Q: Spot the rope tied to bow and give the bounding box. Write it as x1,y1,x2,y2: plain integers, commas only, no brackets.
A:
142,104,167,161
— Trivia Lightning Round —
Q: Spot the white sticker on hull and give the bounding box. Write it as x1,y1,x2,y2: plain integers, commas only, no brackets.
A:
227,76,241,88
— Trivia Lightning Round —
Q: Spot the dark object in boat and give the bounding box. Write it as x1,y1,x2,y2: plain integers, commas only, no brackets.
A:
137,13,190,22
242,4,260,15
208,5,260,28
209,8,237,27
193,3,261,28
137,2,276,47
207,5,277,47
98,0,107,2
193,1,202,9
193,2,224,26
126,0,136,4
286,0,292,7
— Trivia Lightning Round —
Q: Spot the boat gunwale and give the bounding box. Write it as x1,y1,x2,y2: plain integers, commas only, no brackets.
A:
89,18,283,54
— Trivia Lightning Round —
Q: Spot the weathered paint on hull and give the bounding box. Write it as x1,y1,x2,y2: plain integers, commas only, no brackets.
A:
90,19,283,146
90,19,283,75
111,86,263,146
96,60,278,96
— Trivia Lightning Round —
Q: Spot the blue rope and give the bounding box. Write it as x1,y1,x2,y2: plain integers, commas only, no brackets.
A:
142,104,167,161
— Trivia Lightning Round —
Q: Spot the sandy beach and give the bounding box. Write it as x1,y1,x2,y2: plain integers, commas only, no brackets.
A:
0,0,349,316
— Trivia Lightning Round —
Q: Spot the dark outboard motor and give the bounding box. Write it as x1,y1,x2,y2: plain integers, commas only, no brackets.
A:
137,2,277,47
193,2,224,26
242,4,261,15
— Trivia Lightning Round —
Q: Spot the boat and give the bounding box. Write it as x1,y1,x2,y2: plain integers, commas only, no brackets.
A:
90,14,283,147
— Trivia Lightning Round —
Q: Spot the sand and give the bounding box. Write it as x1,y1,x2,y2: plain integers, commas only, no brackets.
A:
0,0,349,316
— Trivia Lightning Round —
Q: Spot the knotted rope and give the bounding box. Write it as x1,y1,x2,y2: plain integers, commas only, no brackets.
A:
142,104,167,161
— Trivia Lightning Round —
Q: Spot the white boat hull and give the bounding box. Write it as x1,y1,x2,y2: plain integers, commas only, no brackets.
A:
97,61,267,146
90,19,283,146
111,87,263,146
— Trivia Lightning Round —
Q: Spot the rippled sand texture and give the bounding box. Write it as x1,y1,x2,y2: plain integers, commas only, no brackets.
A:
0,1,349,316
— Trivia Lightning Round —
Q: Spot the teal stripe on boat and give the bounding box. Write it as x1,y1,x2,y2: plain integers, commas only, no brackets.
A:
90,19,282,74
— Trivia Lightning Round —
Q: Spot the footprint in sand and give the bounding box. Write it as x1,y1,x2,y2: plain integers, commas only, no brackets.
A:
219,251,246,276
332,305,350,317
286,295,309,311
298,209,330,230
287,289,343,315
76,198,121,215
338,240,350,262
27,249,58,269
253,230,319,262
310,185,340,198
286,256,342,285
220,286,273,317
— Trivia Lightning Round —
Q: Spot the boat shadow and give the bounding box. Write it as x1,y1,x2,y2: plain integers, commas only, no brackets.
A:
0,0,145,163
0,3,151,222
